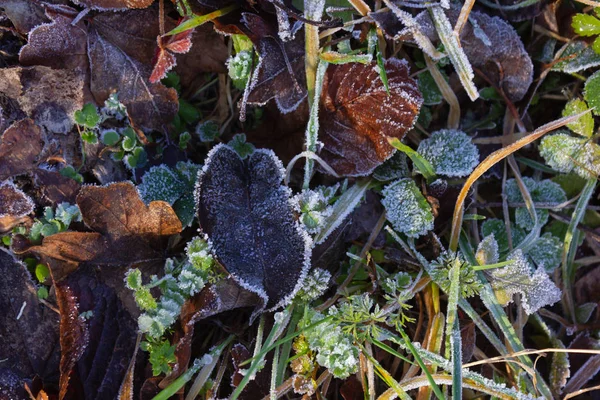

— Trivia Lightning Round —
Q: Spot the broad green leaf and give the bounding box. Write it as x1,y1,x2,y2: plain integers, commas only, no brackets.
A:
562,98,593,137
572,13,600,36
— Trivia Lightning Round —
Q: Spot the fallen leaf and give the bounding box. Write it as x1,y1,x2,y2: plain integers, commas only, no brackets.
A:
0,0,53,34
71,0,154,10
33,168,81,204
149,31,193,84
15,182,182,279
319,59,422,176
196,144,311,310
0,118,45,180
0,248,60,385
413,6,533,102
0,181,34,232
0,67,86,134
242,13,307,116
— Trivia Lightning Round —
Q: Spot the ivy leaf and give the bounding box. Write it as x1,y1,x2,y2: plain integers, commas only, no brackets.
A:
319,59,423,176
417,129,479,178
196,144,312,311
381,178,434,237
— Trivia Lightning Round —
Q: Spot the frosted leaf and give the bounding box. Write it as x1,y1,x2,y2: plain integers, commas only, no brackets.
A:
476,234,499,266
488,249,561,314
505,177,567,230
195,145,312,311
373,151,410,181
429,251,482,298
292,189,333,235
539,132,600,179
417,129,479,177
411,5,533,102
319,59,422,176
71,0,154,11
549,338,570,394
296,268,331,302
227,50,253,90
562,98,593,138
299,309,359,379
552,41,600,74
101,93,127,120
382,179,434,237
585,69,600,116
242,14,306,117
527,233,562,273
228,134,255,159
481,218,526,256
0,181,35,219
138,165,186,205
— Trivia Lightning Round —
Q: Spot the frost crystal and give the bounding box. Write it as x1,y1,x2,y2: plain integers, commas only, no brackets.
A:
527,233,562,273
297,268,331,302
373,151,410,181
505,177,567,231
382,178,434,237
488,249,561,315
539,131,600,179
417,129,479,177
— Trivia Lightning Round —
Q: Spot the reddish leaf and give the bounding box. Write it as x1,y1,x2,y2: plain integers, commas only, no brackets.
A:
0,119,45,180
196,145,311,310
149,31,193,84
71,0,154,10
319,59,422,176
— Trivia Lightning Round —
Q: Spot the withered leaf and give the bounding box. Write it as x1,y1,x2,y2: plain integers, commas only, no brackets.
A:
55,267,138,400
0,248,59,383
413,6,533,102
0,66,86,134
19,6,178,131
71,0,154,10
33,168,81,205
149,30,193,84
196,145,311,310
0,0,55,34
19,182,182,271
319,59,423,176
0,182,34,232
242,13,307,116
0,118,45,180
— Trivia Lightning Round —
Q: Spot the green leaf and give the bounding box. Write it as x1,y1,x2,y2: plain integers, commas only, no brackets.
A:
37,287,49,300
178,99,200,125
35,264,50,283
122,135,137,152
227,133,255,159
148,340,177,376
417,129,479,178
584,69,600,115
572,13,600,36
539,132,600,179
382,178,434,238
387,138,436,182
80,129,98,145
100,130,120,146
562,98,593,137
74,103,100,129
594,35,600,55
418,70,443,105
167,4,238,36
576,302,597,324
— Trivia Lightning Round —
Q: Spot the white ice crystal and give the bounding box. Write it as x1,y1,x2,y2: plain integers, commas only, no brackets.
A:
417,129,479,177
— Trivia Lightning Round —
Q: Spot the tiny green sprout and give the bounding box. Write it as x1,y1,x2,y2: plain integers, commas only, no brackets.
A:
102,93,127,120
35,264,50,283
80,129,98,145
80,310,94,320
28,203,82,242
37,286,49,300
572,11,600,54
142,339,177,376
227,50,253,90
429,252,483,298
60,165,84,184
125,146,148,169
228,133,255,159
74,103,101,129
178,131,191,150
296,268,331,302
382,178,434,238
195,120,220,142
293,189,335,235
2,236,10,246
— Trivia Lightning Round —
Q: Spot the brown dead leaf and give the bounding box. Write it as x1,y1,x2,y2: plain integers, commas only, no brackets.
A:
0,248,60,386
0,181,34,232
19,182,182,275
72,0,154,10
319,59,423,176
0,0,57,34
33,168,81,204
0,118,45,180
0,66,86,134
